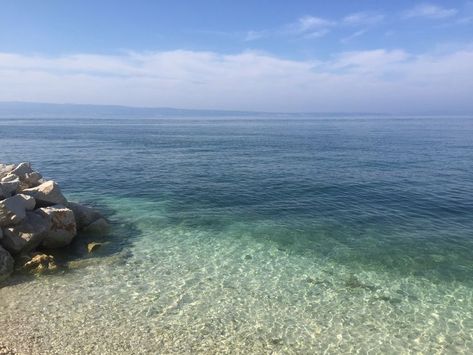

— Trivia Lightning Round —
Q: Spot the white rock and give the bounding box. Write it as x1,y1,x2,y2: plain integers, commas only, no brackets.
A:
0,194,36,227
1,173,19,182
22,180,67,207
0,164,15,180
37,205,77,248
10,162,33,179
1,174,27,194
23,171,43,187
0,212,51,254
0,245,14,283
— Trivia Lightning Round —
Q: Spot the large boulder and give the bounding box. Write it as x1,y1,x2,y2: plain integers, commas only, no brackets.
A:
1,174,28,194
10,162,33,179
66,202,105,230
0,180,20,199
36,205,77,248
1,162,42,188
0,212,51,254
23,171,43,187
0,164,15,180
0,194,36,227
22,180,67,207
0,245,14,283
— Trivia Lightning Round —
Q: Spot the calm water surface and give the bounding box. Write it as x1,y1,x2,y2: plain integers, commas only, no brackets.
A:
0,116,472,354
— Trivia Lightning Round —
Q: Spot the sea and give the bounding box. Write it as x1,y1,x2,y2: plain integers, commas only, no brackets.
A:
0,115,472,354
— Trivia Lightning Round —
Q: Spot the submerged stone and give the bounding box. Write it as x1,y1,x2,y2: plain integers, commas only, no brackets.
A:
22,253,58,274
87,242,102,253
66,202,104,230
82,217,110,234
374,295,403,305
345,274,378,291
67,250,131,270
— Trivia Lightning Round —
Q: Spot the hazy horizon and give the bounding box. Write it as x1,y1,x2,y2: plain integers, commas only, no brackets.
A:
1,101,472,117
1,1,473,114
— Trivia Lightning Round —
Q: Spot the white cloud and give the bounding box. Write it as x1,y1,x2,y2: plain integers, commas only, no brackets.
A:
342,12,385,26
247,11,386,42
340,29,368,43
244,16,335,41
403,3,458,19
253,11,387,42
244,30,268,41
0,47,472,113
284,16,335,38
328,49,410,73
304,28,330,39
294,16,335,32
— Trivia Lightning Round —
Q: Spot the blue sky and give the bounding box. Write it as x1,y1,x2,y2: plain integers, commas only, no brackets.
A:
1,1,473,113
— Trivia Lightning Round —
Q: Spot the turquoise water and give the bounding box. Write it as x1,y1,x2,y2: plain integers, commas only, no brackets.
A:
0,116,472,353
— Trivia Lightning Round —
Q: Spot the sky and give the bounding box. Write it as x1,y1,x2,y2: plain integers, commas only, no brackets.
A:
0,0,473,113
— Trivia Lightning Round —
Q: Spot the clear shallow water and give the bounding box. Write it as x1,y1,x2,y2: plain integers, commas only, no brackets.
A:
0,116,473,353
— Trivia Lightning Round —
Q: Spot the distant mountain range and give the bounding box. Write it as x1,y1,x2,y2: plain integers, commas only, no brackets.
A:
0,102,388,119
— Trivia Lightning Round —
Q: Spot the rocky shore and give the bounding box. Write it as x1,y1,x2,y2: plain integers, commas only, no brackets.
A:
0,162,109,283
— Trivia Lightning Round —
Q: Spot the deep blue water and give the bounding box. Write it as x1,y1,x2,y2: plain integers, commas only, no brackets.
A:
1,116,473,281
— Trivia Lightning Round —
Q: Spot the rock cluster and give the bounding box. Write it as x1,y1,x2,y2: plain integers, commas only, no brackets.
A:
0,162,109,282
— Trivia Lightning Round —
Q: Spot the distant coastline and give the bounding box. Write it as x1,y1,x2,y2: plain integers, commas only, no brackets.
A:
0,101,390,119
